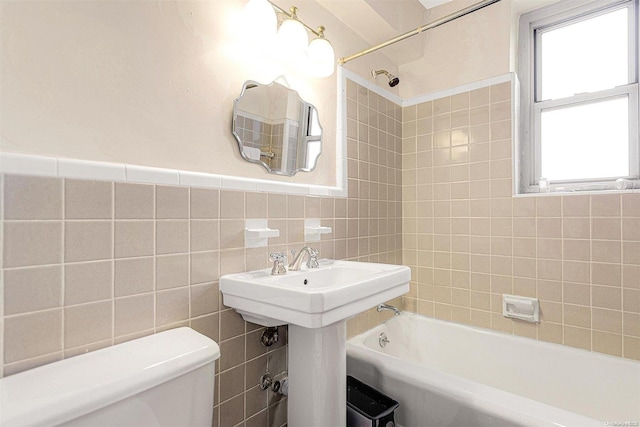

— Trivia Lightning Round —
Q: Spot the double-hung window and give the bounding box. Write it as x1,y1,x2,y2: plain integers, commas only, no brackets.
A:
518,0,639,193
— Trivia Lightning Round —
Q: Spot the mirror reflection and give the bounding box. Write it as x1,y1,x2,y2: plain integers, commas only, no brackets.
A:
232,80,322,176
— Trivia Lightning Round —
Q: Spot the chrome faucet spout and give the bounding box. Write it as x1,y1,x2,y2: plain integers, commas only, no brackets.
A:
377,303,400,316
288,247,319,271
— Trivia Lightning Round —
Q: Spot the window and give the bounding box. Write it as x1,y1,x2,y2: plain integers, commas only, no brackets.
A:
518,0,639,193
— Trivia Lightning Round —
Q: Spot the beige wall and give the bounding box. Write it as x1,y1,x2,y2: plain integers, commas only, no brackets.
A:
0,79,403,426
401,81,640,361
399,0,513,98
0,0,397,188
396,0,563,98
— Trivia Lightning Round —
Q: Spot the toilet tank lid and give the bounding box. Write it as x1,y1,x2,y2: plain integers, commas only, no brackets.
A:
0,327,220,427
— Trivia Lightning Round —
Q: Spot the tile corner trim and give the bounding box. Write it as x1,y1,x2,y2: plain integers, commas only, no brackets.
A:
0,152,348,197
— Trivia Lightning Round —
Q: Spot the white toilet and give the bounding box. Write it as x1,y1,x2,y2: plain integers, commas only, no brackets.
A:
0,327,220,427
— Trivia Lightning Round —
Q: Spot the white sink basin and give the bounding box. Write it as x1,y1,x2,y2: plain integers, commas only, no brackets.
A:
220,259,410,328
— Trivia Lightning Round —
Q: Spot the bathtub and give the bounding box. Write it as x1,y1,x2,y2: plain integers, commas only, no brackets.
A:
347,312,640,427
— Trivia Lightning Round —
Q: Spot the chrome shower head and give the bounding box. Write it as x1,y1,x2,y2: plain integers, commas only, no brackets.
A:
371,69,400,87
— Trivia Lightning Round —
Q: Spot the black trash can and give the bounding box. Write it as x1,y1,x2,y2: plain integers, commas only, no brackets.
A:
346,375,399,427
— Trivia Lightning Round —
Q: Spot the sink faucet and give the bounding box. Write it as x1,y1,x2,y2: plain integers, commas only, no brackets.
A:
269,252,287,275
288,247,319,271
377,303,400,316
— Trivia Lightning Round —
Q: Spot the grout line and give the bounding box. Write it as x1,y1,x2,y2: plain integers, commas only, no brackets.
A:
588,195,593,352
619,196,624,357
152,185,157,334
110,181,115,346
61,178,66,355
0,174,4,377
187,188,192,329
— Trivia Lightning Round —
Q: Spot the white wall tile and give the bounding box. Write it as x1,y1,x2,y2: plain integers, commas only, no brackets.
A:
59,158,125,181
125,165,179,185
0,153,57,177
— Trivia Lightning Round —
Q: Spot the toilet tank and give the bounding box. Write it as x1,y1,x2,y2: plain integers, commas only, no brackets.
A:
0,327,220,427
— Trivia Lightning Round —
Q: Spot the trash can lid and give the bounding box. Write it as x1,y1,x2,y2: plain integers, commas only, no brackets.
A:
346,375,399,420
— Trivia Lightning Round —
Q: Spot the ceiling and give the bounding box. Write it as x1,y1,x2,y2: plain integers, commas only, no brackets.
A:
315,0,561,67
315,0,429,64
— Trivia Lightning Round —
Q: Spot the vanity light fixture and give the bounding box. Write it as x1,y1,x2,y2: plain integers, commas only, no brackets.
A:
308,26,335,78
243,0,278,38
276,6,308,62
245,1,336,77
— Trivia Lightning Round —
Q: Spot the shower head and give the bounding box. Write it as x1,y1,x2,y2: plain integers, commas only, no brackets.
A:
371,69,400,87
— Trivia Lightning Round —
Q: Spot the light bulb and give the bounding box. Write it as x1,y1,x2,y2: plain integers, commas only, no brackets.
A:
243,0,277,39
308,34,335,77
276,11,308,62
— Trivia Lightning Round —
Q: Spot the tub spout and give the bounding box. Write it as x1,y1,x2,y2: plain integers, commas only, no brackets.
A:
377,303,400,316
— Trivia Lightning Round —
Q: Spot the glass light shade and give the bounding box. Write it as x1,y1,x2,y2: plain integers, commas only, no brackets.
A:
277,18,308,59
308,37,335,77
243,0,277,38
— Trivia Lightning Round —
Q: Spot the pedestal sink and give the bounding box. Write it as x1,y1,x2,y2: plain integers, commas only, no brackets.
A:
220,259,410,427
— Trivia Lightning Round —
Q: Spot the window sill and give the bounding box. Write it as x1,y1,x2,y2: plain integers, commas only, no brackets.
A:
514,188,639,197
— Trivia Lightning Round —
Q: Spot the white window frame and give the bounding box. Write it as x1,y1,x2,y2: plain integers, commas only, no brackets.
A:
518,0,640,193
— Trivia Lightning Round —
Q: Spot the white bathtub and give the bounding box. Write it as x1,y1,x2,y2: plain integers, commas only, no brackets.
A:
347,312,640,427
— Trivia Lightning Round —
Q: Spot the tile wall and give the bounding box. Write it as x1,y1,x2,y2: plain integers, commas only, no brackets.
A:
401,81,640,361
235,115,275,169
3,77,638,427
0,79,403,427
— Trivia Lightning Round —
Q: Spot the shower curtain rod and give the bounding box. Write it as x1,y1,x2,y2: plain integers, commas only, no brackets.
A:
338,0,502,65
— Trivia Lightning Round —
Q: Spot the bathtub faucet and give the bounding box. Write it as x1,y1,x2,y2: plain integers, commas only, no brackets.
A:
377,303,400,316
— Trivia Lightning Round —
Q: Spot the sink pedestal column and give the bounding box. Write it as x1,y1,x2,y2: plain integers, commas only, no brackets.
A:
287,321,346,427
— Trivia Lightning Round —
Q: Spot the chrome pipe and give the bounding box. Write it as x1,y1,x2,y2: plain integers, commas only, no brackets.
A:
377,303,400,316
338,0,502,65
